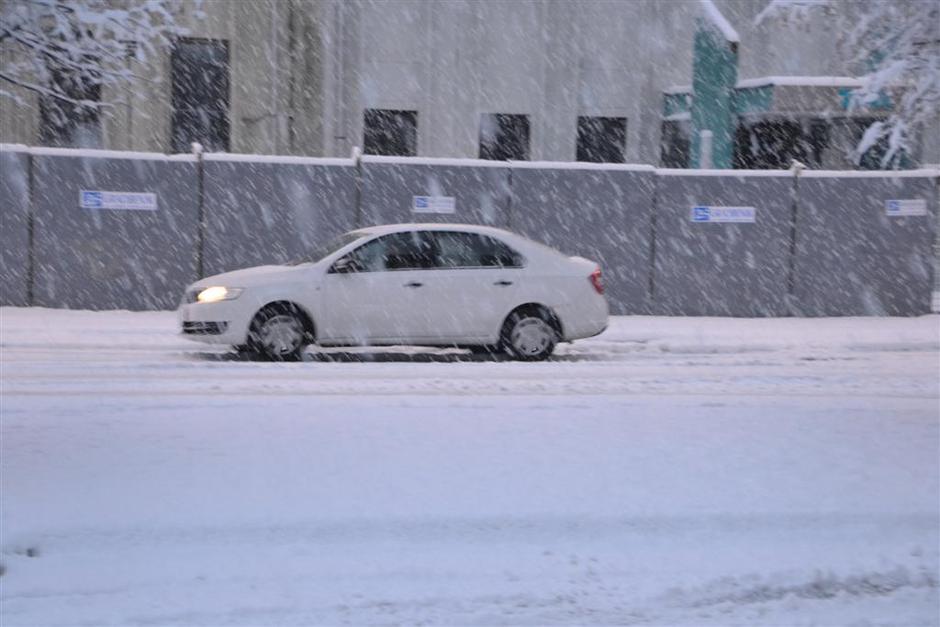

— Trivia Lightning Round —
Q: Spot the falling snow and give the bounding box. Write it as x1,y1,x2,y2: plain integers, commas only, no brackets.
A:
1,1,939,626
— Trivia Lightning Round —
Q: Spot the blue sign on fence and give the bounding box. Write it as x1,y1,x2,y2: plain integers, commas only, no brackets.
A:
412,195,456,214
79,190,158,211
885,199,927,217
692,206,711,222
81,190,103,209
690,205,756,223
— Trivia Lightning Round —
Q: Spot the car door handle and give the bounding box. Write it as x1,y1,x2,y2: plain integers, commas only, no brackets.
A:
494,280,513,286
404,281,424,288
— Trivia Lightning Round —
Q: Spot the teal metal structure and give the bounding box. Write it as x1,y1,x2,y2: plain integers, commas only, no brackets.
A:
690,17,738,169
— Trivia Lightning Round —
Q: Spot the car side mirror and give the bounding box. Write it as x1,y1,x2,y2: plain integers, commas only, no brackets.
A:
330,256,359,274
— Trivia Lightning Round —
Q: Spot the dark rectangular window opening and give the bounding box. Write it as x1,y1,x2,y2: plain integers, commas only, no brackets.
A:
807,119,831,167
39,61,102,148
659,120,690,168
363,109,417,156
171,38,230,153
733,118,810,169
577,116,626,163
479,113,530,161
733,118,838,169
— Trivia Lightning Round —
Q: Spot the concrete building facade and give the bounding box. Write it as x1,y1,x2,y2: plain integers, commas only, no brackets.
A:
2,0,936,166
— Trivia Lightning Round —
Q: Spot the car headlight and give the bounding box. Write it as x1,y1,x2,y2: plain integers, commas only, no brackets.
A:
196,286,243,303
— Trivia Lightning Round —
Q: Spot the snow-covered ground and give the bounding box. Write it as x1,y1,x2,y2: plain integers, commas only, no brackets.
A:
1,307,938,626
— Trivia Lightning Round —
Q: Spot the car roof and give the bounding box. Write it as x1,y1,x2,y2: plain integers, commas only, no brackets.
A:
348,223,572,264
356,223,518,239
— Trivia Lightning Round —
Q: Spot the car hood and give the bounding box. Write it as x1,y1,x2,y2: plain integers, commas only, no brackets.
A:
191,264,309,289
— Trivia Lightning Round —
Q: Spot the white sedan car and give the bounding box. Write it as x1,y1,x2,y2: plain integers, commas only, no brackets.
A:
178,224,608,361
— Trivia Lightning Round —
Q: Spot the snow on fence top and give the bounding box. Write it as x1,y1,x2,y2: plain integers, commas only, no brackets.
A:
361,154,507,168
509,161,655,172
736,76,864,89
4,144,936,178
362,155,656,171
801,168,940,179
656,168,793,177
663,85,692,95
656,167,938,179
0,143,30,154
1,145,362,166
204,152,353,167
24,146,196,162
700,0,740,43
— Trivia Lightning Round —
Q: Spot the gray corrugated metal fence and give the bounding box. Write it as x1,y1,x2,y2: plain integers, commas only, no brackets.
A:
0,146,30,307
359,156,510,227
202,155,359,276
1,144,937,317
792,172,938,316
509,164,656,315
29,148,199,310
652,171,795,317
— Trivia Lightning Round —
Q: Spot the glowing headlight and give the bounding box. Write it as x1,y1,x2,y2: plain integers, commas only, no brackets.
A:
196,286,243,303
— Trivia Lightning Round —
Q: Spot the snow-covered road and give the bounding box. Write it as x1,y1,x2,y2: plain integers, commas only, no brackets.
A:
1,308,938,625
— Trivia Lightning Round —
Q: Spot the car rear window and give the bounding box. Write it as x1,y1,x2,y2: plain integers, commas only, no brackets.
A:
429,231,524,268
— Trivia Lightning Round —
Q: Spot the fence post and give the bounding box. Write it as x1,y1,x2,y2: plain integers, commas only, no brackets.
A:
506,162,514,230
192,142,205,279
933,171,940,313
785,159,805,313
647,171,659,307
26,149,35,306
351,145,363,227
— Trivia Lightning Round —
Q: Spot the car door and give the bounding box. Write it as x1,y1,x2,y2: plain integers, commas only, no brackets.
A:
422,231,525,340
319,231,439,344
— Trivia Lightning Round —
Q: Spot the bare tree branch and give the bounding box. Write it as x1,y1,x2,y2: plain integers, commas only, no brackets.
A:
757,0,940,168
0,0,202,109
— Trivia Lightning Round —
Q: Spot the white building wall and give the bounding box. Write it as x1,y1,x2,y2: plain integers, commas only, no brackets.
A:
3,0,930,166
716,0,843,80
328,0,700,163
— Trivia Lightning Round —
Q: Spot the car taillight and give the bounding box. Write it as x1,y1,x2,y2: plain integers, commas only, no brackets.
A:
589,268,604,295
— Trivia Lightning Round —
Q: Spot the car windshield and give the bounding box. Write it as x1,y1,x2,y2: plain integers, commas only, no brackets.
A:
286,231,368,266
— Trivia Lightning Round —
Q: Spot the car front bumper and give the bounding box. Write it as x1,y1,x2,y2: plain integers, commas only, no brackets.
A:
177,300,252,345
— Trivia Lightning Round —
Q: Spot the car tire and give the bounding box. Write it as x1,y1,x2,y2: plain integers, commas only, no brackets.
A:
501,309,557,361
248,304,309,362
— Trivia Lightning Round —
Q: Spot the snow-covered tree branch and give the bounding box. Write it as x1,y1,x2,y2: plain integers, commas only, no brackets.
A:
0,0,201,119
756,0,939,168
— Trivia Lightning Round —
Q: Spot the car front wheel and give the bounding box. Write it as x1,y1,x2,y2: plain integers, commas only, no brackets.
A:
248,304,309,361
501,310,557,361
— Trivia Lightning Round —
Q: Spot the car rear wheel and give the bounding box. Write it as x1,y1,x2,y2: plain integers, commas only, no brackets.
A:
501,310,557,361
249,305,309,361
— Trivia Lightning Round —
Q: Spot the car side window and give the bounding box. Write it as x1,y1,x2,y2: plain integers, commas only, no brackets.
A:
430,231,524,269
344,231,436,272
483,236,524,268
